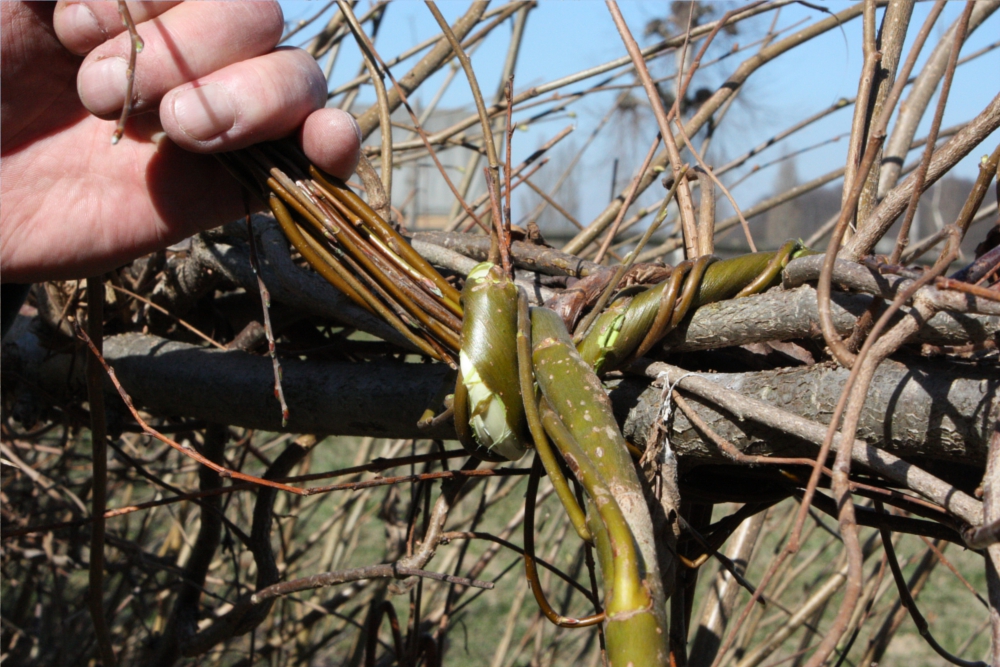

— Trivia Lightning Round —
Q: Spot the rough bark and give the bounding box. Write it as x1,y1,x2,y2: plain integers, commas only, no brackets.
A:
619,357,997,467
984,422,1000,664
667,283,999,352
5,325,994,468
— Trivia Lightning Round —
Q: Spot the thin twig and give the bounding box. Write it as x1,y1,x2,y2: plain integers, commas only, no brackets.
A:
875,502,987,667
606,1,699,257
593,133,661,265
109,284,226,350
251,563,493,606
673,117,756,252
84,277,117,667
338,0,392,208
888,1,972,264
426,2,501,207
245,213,289,426
76,327,308,495
111,0,143,145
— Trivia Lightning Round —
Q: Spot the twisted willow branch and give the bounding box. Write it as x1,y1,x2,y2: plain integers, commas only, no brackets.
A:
578,239,811,375
252,138,832,666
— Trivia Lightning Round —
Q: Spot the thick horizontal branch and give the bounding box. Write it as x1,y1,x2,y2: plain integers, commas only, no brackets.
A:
5,326,994,474
6,326,454,440
619,357,995,466
411,231,603,277
669,283,1000,352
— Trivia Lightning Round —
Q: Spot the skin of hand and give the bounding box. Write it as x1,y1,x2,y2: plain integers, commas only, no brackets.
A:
1,1,362,283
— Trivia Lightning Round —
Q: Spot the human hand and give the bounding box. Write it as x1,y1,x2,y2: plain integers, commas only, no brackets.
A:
1,1,361,283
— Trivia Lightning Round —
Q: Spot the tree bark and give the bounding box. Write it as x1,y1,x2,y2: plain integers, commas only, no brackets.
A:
617,358,996,467
6,324,994,468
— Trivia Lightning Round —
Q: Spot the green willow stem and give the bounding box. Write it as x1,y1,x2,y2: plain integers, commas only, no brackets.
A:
531,306,668,666
538,398,645,614
579,242,809,373
516,289,592,543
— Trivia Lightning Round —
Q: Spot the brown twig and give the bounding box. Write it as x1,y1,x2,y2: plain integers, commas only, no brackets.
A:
83,277,116,667
673,118,756,252
875,501,987,667
426,2,501,208
111,0,143,145
606,1,699,258
338,0,393,207
109,284,226,350
346,7,489,234
245,212,290,426
840,0,880,239
800,231,960,667
251,562,493,607
593,133,661,265
887,1,972,264
446,125,573,231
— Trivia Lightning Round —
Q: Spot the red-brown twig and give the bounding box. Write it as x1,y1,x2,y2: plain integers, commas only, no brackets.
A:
3,448,476,539
800,231,961,667
935,277,1000,303
76,326,307,495
245,213,290,426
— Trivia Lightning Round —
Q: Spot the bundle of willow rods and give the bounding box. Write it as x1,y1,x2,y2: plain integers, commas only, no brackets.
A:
216,141,463,368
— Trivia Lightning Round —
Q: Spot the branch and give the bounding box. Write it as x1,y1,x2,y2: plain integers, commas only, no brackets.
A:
8,327,994,481
625,360,986,526
844,91,1000,261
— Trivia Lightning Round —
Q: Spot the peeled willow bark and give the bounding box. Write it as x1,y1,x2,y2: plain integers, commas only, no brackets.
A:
454,261,530,461
531,306,669,666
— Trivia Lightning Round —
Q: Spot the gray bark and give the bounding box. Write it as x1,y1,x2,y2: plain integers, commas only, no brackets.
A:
618,358,997,467
5,323,995,468
667,283,1000,352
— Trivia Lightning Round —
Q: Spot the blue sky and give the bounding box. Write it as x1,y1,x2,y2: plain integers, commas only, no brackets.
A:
279,1,999,229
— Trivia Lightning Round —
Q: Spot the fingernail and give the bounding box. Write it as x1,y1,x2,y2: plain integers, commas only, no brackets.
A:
342,109,362,145
172,83,236,141
78,57,127,116
62,3,106,53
